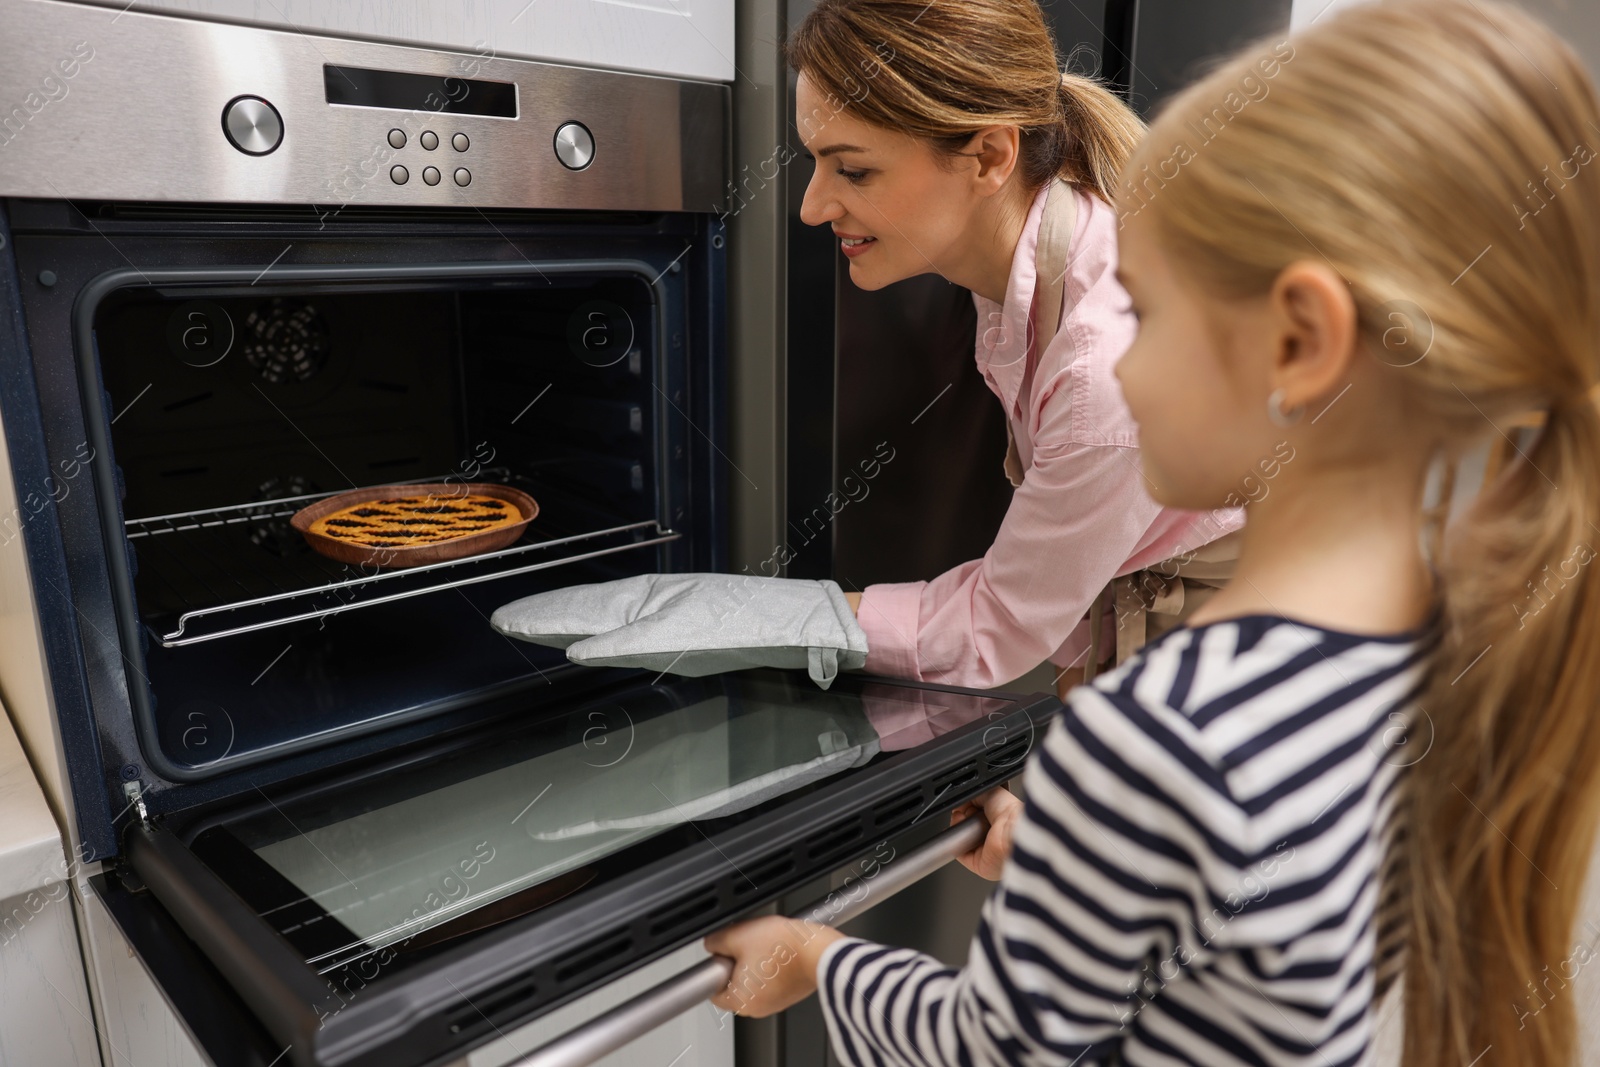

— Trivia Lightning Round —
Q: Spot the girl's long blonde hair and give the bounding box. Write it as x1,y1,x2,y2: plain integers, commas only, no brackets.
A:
785,0,1144,203
1127,2,1600,1063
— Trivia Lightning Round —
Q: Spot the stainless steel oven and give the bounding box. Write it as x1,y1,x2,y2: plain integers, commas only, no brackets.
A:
0,3,1056,1065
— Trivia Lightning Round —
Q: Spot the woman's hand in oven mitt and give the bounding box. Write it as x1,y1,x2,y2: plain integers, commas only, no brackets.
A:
489,574,869,689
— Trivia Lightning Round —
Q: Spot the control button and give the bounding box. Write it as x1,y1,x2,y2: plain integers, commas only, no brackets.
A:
222,95,283,156
420,130,438,151
391,165,409,185
553,122,594,170
422,166,441,186
452,132,469,152
454,167,471,187
387,128,405,149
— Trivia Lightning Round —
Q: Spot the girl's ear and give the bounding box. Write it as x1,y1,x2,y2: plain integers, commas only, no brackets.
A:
964,125,1021,195
1268,260,1358,412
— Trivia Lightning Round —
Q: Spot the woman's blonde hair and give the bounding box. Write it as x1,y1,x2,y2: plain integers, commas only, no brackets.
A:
785,0,1144,203
1127,2,1600,1063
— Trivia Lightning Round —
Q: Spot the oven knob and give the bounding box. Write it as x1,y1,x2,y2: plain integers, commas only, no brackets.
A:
420,130,438,151
222,95,283,156
553,122,594,170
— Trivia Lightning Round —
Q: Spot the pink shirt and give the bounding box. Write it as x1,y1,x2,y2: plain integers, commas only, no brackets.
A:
855,181,1245,689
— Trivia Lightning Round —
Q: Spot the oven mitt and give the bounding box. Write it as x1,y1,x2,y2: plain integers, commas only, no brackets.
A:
489,573,869,688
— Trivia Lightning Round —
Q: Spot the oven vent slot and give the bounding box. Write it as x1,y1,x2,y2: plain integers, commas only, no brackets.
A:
933,764,980,794
804,820,865,865
440,930,632,1039
552,932,634,984
733,854,796,900
445,975,539,1035
872,788,924,831
122,471,682,647
986,739,1031,771
646,890,719,937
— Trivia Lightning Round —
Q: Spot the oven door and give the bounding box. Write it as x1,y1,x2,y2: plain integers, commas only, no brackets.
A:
93,667,1053,1067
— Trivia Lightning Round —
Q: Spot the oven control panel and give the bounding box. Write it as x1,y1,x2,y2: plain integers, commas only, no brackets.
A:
0,0,725,214
374,124,476,187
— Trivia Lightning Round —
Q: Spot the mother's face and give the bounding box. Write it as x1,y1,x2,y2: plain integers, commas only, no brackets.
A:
794,72,985,290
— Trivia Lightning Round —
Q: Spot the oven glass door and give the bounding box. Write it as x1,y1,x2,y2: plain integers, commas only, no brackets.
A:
102,668,1052,1067
206,670,916,972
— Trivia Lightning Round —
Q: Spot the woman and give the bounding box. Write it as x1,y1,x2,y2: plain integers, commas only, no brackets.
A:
791,0,1242,694
708,2,1600,1064
492,0,1241,695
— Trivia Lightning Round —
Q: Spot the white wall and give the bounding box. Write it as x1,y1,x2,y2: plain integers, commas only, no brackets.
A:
1289,0,1600,74
1287,0,1369,30
67,0,737,83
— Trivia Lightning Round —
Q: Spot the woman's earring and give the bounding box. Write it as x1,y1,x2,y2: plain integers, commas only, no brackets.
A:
1267,388,1305,428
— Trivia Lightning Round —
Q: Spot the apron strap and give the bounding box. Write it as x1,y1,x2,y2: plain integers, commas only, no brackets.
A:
1033,178,1078,355
1002,179,1079,488
1084,584,1108,682
1109,529,1246,669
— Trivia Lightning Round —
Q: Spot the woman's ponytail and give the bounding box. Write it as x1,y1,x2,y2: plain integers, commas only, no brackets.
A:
1055,72,1144,203
787,0,1145,202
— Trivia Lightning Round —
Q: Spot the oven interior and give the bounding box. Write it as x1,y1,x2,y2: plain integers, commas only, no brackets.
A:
88,269,703,781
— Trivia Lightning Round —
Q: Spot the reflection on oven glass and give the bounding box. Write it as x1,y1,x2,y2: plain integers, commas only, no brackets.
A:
228,673,1006,970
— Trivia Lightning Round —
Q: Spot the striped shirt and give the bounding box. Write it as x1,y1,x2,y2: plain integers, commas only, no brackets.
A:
819,613,1436,1067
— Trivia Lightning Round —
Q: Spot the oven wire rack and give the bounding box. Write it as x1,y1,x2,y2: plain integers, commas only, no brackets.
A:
124,476,679,648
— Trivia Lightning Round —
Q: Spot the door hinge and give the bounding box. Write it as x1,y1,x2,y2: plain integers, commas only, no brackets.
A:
122,780,151,829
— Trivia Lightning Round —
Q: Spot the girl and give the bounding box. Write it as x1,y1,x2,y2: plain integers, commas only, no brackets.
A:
706,2,1600,1065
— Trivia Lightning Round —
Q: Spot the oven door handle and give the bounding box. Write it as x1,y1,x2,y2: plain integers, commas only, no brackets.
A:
506,815,990,1067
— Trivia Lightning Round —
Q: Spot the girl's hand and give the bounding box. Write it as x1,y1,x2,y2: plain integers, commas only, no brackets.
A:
951,787,1023,880
705,915,846,1018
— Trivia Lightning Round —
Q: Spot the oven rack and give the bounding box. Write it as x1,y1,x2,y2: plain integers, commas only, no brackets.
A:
124,482,679,648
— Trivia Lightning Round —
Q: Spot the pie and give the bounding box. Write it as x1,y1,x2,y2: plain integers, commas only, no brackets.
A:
307,493,523,549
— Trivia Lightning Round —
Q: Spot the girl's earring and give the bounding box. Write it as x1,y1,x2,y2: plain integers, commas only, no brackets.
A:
1267,388,1305,428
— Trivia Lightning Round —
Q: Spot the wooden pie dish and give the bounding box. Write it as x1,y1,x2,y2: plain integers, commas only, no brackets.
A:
289,482,539,569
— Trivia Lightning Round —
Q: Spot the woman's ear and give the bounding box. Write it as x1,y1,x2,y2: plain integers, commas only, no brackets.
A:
965,125,1021,196
1268,260,1358,412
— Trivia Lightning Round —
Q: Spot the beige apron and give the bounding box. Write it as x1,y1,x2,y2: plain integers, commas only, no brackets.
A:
1003,179,1241,682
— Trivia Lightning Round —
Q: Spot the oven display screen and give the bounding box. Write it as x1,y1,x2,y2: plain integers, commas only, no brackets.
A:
323,64,517,118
